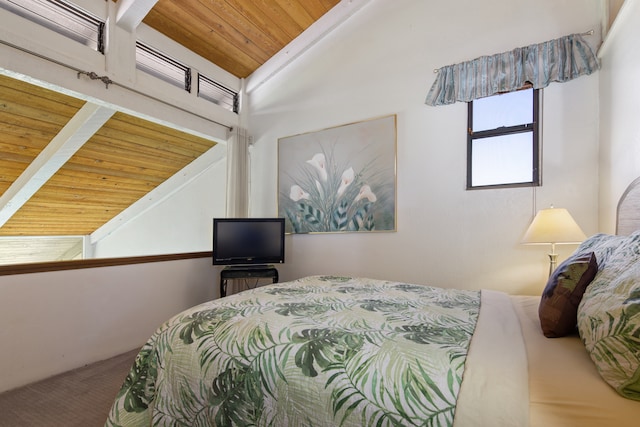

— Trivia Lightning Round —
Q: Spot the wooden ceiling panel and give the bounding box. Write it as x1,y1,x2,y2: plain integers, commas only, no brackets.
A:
179,1,274,63
222,0,298,47
0,74,85,198
143,2,262,78
0,101,216,236
143,0,340,78
0,236,83,265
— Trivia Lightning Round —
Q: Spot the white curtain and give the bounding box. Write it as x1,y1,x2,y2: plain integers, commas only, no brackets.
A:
225,127,250,218
425,33,599,106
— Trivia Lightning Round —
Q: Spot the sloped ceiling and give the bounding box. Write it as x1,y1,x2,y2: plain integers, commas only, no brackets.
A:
0,74,217,237
0,0,340,241
143,0,341,79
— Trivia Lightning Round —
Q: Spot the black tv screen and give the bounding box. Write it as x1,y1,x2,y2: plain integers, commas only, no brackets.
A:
212,218,285,266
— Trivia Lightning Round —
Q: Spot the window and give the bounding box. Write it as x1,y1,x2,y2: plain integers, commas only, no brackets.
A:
136,42,191,92
467,88,540,189
136,45,239,111
198,74,238,113
0,0,105,53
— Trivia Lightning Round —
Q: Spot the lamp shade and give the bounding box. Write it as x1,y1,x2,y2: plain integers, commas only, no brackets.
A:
522,207,586,245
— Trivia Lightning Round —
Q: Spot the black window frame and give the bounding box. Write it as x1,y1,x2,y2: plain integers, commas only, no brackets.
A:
466,87,540,190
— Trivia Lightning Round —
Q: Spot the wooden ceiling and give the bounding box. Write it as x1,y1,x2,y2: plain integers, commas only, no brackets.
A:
0,0,340,243
143,0,341,79
0,74,217,237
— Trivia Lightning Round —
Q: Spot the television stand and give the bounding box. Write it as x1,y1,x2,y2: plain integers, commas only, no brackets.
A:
219,265,279,298
231,264,269,270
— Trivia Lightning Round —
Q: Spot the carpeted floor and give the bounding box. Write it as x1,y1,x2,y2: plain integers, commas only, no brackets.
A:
0,349,138,427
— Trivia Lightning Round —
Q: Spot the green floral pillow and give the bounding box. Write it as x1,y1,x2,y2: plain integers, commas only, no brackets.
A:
576,232,640,400
571,233,628,267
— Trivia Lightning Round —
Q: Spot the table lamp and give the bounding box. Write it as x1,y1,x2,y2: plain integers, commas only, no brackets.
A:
521,206,587,276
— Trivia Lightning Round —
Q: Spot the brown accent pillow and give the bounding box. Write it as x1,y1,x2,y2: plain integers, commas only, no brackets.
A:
538,252,598,338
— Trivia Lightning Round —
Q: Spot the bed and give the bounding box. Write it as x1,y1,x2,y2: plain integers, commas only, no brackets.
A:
105,182,640,427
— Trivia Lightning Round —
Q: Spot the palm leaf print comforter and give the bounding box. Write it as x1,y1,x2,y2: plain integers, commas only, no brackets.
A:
106,276,480,427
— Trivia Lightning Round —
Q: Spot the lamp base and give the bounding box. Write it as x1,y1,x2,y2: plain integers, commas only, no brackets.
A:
548,253,558,277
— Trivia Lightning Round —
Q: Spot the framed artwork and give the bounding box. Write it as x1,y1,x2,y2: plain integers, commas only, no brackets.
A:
278,115,397,234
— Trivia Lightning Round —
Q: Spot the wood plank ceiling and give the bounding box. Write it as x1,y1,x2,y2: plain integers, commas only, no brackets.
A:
0,0,340,240
0,74,217,237
143,0,341,78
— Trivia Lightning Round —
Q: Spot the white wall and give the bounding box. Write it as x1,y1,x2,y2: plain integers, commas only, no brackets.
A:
0,153,227,392
248,0,602,295
0,258,217,393
91,148,227,257
597,0,640,233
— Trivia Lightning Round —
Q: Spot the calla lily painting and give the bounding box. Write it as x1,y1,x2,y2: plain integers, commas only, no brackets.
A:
278,115,396,233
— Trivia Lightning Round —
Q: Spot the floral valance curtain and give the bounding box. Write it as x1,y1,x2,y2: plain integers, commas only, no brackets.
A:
425,33,599,106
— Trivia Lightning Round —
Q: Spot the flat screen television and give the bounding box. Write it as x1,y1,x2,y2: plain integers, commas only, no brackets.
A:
212,218,285,266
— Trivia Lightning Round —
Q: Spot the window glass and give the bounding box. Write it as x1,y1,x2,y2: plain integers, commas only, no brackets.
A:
136,42,191,91
472,90,532,132
470,133,533,187
467,88,539,189
198,74,238,113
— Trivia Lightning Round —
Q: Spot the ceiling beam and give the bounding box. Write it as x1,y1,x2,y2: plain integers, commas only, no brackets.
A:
0,43,232,143
0,103,115,228
116,0,158,32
